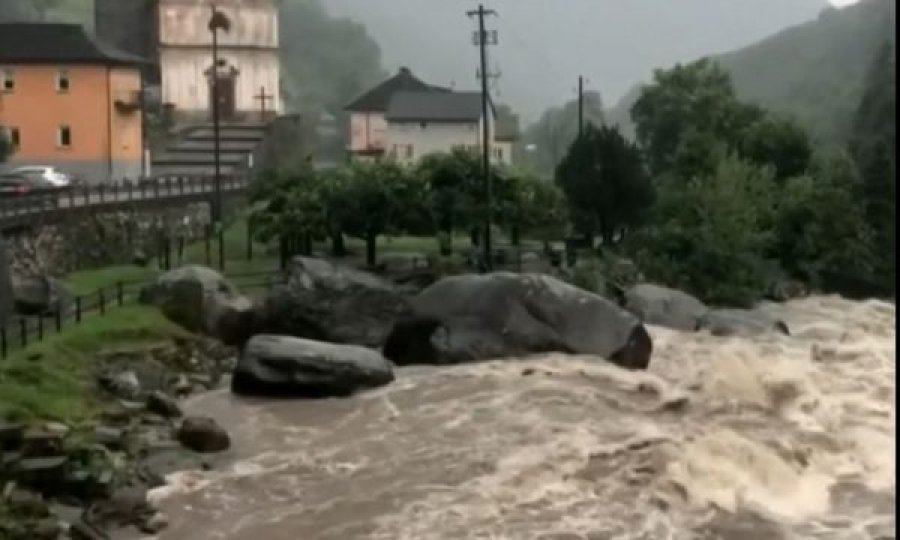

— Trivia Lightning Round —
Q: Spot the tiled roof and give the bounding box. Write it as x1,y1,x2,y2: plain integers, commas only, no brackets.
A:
345,67,448,112
386,91,485,122
0,23,147,66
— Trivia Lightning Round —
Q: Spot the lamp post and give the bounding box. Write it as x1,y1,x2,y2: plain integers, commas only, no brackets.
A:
209,7,231,271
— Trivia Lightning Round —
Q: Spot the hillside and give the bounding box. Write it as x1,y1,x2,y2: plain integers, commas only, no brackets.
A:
607,0,896,144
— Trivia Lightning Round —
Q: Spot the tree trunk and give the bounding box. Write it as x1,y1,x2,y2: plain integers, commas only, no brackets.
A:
511,225,521,247
439,230,452,257
331,231,346,257
366,233,377,267
470,227,480,248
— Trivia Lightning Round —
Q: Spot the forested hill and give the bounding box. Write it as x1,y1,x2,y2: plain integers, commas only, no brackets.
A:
607,0,896,145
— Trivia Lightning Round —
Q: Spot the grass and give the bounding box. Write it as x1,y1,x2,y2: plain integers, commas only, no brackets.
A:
66,265,160,296
0,306,185,423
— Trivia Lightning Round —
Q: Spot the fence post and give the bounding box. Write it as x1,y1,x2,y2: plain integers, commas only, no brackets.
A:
19,318,26,347
99,289,106,316
98,183,105,204
165,235,172,270
117,281,124,306
279,235,288,270
246,218,253,261
68,186,75,209
1,327,7,358
154,179,161,200
54,301,62,332
178,235,185,263
37,315,44,341
75,297,82,323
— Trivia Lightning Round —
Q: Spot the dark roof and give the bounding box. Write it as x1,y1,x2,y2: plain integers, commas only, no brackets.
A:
0,23,147,66
386,91,487,122
345,67,448,112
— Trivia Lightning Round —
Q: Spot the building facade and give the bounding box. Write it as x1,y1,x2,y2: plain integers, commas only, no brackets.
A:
0,24,144,182
95,0,281,122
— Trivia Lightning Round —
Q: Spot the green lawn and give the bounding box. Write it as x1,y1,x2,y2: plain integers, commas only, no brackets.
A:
0,306,185,423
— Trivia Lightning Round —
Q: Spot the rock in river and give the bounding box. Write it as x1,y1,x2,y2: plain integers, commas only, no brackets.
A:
697,308,791,337
232,334,396,397
257,257,412,348
623,283,708,332
177,417,230,453
139,265,255,346
383,272,652,370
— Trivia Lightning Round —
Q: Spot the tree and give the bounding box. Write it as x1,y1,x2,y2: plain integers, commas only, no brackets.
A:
495,171,568,246
739,114,812,182
631,59,762,175
417,148,484,253
850,40,896,294
629,153,776,307
555,124,654,246
774,152,875,290
249,163,327,255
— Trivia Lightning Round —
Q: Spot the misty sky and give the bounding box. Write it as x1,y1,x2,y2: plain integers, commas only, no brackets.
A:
324,0,833,121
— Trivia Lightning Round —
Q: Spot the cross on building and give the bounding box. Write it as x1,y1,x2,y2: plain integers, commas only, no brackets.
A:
254,86,274,120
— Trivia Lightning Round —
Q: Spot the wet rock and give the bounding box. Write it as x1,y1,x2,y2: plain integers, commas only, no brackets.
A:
139,265,256,346
12,275,71,316
173,374,193,397
257,257,412,348
177,417,230,453
21,429,65,457
697,308,791,337
0,423,25,450
139,512,169,534
623,283,708,332
6,487,49,516
384,272,653,370
93,426,124,450
232,334,396,398
98,370,141,400
15,456,69,491
31,518,60,540
43,422,70,438
68,519,109,540
146,390,183,418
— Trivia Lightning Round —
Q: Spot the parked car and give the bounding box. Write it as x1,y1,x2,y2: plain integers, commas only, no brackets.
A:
7,166,72,188
0,172,62,208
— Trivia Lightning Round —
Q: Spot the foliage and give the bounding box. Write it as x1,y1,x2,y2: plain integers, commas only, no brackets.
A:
739,114,813,182
774,152,875,288
555,124,654,245
496,171,568,242
628,154,776,307
249,163,327,244
850,40,896,293
417,148,485,237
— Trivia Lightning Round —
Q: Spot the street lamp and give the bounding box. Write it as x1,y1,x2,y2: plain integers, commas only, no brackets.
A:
209,6,231,271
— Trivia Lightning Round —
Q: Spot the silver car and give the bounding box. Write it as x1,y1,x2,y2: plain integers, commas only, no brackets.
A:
8,166,72,187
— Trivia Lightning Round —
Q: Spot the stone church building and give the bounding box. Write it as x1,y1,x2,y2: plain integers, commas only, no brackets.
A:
95,0,282,122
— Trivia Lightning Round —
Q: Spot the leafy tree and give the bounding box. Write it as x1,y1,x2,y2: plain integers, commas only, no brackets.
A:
739,114,812,182
495,171,568,245
555,124,654,246
629,153,776,307
249,164,327,253
774,152,875,290
417,148,485,253
850,40,896,294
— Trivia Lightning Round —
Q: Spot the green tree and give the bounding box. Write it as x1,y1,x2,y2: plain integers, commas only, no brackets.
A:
850,40,896,294
774,152,875,290
555,124,654,246
629,153,776,306
417,148,484,254
739,114,812,182
249,164,327,253
496,171,568,245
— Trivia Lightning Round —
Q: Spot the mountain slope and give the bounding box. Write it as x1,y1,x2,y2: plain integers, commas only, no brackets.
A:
608,0,895,144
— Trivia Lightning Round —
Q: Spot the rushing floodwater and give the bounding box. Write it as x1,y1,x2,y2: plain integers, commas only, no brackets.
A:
143,296,895,540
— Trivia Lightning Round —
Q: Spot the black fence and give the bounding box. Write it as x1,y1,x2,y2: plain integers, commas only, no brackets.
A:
0,269,279,359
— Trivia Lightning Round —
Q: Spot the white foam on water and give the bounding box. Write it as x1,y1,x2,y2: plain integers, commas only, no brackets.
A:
140,295,894,540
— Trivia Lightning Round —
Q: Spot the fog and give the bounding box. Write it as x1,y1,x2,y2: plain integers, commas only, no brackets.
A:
323,0,827,120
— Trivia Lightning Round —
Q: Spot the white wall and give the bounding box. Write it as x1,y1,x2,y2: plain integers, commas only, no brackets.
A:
158,0,278,48
386,118,512,166
159,48,280,114
349,112,388,152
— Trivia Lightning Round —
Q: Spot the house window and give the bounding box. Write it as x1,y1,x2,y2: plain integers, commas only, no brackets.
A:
405,145,414,159
55,69,70,93
1,69,13,92
57,125,72,148
493,147,504,160
9,127,19,148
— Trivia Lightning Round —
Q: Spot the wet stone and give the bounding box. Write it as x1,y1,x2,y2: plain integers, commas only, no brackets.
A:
31,517,60,540
146,390,183,418
68,519,109,540
6,487,49,516
0,423,25,450
21,429,65,457
93,426,125,450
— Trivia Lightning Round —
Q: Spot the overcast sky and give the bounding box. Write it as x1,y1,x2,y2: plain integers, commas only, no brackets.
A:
325,0,840,121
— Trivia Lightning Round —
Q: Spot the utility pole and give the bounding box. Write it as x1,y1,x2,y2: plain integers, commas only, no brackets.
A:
209,7,230,271
578,75,584,138
467,4,498,272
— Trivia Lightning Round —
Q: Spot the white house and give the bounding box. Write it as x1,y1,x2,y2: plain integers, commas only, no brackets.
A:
157,0,281,120
385,91,514,166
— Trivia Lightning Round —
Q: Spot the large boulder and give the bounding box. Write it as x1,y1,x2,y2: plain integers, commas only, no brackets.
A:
383,272,652,370
257,257,411,347
0,238,12,326
697,308,790,337
623,283,708,332
176,416,230,453
12,275,71,316
232,334,395,397
139,265,255,346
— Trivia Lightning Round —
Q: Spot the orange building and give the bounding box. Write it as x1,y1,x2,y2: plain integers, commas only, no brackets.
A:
0,23,146,183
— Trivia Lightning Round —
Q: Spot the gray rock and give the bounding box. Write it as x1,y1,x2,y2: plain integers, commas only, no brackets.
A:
697,308,791,337
93,426,125,450
12,275,71,316
0,237,12,326
99,370,141,400
146,390,182,418
383,272,653,370
139,512,169,534
177,417,230,453
623,283,708,332
139,265,255,346
232,334,396,397
0,423,24,451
